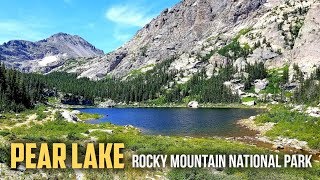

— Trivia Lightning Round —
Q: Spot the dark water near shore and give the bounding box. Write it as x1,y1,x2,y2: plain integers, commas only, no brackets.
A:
79,108,261,137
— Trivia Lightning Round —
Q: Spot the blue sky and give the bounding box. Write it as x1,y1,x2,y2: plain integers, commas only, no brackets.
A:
0,0,180,53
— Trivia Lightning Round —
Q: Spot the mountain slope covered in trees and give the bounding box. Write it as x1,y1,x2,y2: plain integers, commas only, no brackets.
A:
0,64,45,112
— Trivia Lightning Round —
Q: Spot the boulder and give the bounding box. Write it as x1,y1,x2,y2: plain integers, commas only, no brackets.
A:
233,57,247,71
275,137,309,151
272,144,284,149
254,79,269,93
291,105,305,112
17,164,26,172
188,101,199,108
41,173,48,179
238,90,246,96
71,110,81,115
124,125,135,128
61,110,81,123
241,93,258,98
270,101,279,105
242,101,256,106
223,80,245,95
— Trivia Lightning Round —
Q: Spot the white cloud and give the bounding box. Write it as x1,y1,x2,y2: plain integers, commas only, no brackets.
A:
105,5,154,27
0,20,46,43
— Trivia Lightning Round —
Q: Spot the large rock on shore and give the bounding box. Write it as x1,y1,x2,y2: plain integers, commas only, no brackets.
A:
242,101,256,106
98,99,116,108
188,101,199,108
61,110,81,123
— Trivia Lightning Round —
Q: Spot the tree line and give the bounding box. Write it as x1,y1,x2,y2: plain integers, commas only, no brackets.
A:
293,65,320,105
0,63,45,112
1,57,283,111
28,58,242,105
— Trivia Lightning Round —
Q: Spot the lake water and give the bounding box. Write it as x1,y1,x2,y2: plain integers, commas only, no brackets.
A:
79,108,261,137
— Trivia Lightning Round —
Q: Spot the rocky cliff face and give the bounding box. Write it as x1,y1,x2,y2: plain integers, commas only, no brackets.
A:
65,0,268,79
60,0,319,81
292,2,320,74
0,33,104,72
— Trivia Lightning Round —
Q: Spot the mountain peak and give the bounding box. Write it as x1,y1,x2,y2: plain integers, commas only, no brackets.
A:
41,32,83,43
0,33,104,64
51,32,71,37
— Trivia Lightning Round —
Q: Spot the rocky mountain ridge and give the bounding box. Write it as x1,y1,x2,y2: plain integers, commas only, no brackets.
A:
57,0,319,82
1,0,319,81
0,32,104,72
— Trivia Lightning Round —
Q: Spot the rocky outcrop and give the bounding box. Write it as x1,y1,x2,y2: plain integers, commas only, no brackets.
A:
98,99,116,108
224,79,245,95
272,137,309,151
292,2,320,74
61,94,94,106
254,79,269,93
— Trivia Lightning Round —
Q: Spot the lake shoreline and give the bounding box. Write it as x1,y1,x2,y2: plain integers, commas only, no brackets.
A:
78,107,263,137
236,116,320,159
69,103,268,110
78,106,320,160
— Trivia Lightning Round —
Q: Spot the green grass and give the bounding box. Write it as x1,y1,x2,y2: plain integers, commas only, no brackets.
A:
217,28,253,59
9,120,121,141
77,112,102,121
36,106,49,121
241,97,257,102
262,66,289,95
48,97,59,104
0,113,319,179
168,165,320,180
0,104,51,126
128,64,155,77
255,105,320,149
99,133,264,155
1,103,319,179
